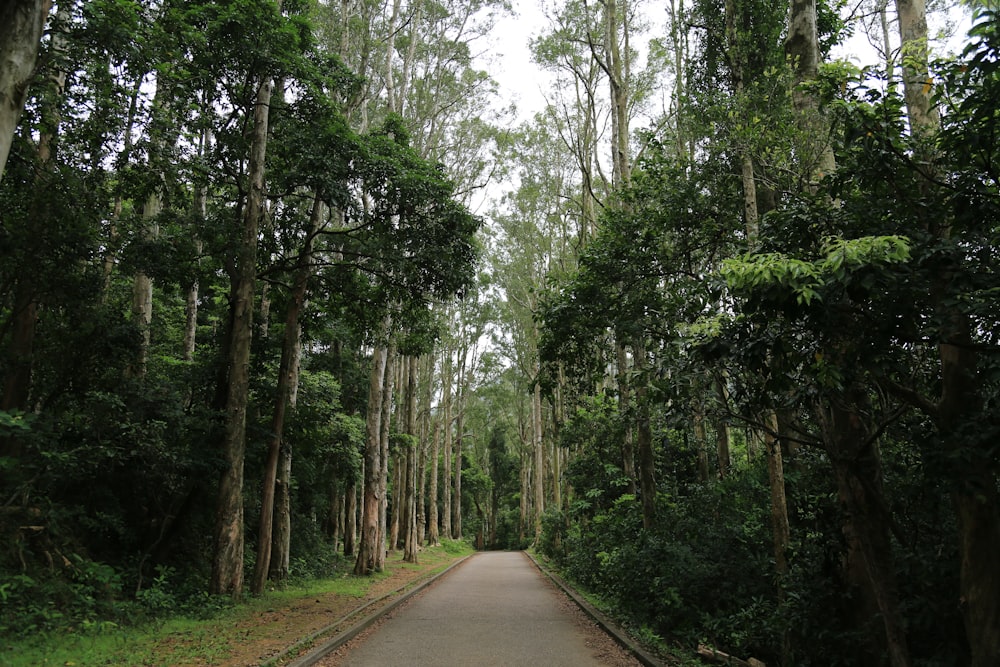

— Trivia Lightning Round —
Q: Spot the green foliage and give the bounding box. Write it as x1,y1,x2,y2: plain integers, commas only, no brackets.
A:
721,235,911,306
561,396,630,517
439,538,472,556
530,11,1000,666
551,473,779,658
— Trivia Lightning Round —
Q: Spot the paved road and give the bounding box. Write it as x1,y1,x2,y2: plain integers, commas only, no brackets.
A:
337,551,613,666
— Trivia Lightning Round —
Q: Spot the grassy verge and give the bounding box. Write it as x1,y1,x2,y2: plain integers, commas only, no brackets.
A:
1,541,472,667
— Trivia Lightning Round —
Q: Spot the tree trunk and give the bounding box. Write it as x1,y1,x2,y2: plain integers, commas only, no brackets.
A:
0,0,64,461
354,330,389,575
616,343,637,494
715,381,731,478
0,0,50,181
816,393,911,667
694,397,710,482
417,354,431,545
786,0,836,183
453,427,462,540
403,358,419,563
894,5,999,662
211,65,273,597
393,355,408,551
131,72,180,377
269,436,292,583
389,441,403,551
603,0,630,189
441,346,453,538
452,344,467,540
532,377,545,541
519,437,529,544
895,0,939,139
376,347,395,571
101,79,142,300
938,331,1000,667
634,344,656,528
344,480,357,556
428,417,441,546
250,194,319,595
182,124,209,362
129,190,159,378
184,247,202,363
327,472,341,544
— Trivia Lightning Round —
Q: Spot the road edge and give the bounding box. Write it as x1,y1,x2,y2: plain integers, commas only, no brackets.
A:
524,550,668,667
281,553,475,667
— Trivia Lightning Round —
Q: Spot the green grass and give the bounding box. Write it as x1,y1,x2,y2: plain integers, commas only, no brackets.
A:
0,543,472,667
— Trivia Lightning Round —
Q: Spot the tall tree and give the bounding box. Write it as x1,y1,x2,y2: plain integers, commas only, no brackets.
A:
211,0,283,598
0,0,50,181
252,195,325,595
893,6,1000,664
1,0,70,460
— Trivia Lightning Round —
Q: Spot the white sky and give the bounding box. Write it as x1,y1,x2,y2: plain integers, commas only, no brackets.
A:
483,0,551,121
482,0,975,126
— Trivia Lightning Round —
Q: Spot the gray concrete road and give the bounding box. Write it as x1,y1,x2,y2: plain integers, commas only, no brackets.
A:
337,551,615,666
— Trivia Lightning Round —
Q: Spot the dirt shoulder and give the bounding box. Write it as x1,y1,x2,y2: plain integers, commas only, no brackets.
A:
142,546,470,667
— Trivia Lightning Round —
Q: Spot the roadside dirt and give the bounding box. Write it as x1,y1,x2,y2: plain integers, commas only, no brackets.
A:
148,552,460,666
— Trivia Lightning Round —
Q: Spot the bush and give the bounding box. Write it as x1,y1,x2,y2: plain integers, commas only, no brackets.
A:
556,468,782,659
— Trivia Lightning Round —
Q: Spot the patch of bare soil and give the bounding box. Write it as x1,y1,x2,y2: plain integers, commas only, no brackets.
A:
153,553,458,667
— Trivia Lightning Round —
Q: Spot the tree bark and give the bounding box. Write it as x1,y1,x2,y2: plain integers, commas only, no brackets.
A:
250,196,319,595
129,191,159,378
786,0,836,183
452,343,468,540
0,0,50,181
519,435,530,544
417,354,432,545
403,357,419,562
441,345,453,538
532,376,545,541
344,480,357,556
893,5,1000,662
428,417,441,546
633,339,656,528
694,399,710,483
765,408,791,667
211,64,273,597
0,0,64,461
938,329,1000,667
764,411,789,578
817,393,911,667
895,0,939,139
616,343,637,494
715,379,731,478
376,346,395,571
354,327,389,575
270,406,294,583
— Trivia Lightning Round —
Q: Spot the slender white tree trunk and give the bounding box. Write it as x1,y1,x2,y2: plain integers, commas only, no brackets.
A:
0,0,50,181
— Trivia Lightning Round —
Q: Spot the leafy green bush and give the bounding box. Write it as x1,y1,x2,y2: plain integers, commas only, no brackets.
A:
556,467,782,659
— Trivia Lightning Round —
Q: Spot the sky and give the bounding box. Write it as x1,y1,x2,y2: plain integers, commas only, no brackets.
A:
481,0,975,126
482,0,551,121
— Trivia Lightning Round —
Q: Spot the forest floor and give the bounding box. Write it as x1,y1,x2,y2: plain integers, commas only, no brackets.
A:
4,544,470,667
